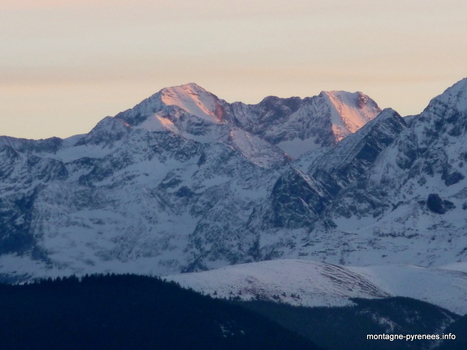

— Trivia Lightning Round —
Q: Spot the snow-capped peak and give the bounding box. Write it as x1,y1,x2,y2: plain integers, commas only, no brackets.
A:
320,90,381,140
114,83,225,128
159,83,225,122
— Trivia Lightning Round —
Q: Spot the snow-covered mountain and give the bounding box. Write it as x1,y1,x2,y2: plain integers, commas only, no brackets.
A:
1,78,467,288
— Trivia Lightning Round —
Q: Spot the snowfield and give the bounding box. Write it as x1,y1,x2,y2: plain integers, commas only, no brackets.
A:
166,259,467,315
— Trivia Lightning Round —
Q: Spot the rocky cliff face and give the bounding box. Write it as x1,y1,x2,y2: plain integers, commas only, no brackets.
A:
1,79,467,281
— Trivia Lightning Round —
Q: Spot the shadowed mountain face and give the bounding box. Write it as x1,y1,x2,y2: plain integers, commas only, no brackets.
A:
1,79,467,281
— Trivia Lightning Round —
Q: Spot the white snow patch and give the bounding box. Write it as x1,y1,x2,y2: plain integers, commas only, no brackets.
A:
137,113,179,134
277,137,322,159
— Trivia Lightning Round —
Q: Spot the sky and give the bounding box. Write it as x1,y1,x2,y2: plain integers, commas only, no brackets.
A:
1,0,467,139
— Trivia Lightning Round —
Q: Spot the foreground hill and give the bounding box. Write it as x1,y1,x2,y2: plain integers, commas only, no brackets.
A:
166,259,467,315
1,273,462,350
239,297,459,350
0,274,320,350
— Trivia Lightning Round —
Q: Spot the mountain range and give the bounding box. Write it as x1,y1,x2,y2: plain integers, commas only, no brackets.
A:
0,82,382,279
1,78,467,315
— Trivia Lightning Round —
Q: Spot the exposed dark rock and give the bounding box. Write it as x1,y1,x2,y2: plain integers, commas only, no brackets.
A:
444,171,465,186
427,194,447,214
268,169,327,228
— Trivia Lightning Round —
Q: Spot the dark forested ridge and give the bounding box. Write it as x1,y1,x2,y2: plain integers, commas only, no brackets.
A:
235,297,461,350
0,274,321,350
437,313,467,350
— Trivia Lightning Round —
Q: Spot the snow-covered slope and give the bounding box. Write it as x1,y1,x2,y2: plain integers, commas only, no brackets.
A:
322,90,379,140
167,259,467,315
159,83,225,123
167,259,389,308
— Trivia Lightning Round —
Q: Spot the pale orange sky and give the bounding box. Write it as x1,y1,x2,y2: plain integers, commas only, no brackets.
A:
1,0,467,139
